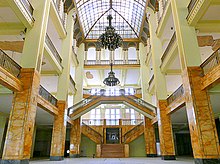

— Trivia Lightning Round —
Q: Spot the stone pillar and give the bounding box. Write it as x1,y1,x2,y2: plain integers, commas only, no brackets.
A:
124,144,129,158
157,100,175,160
148,8,176,160
171,0,220,163
0,113,8,157
96,144,101,157
50,101,67,161
69,118,81,158
144,117,157,157
182,67,220,163
1,69,40,164
84,50,88,64
123,49,128,64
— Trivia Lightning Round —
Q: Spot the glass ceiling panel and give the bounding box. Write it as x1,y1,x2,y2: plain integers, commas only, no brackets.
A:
76,0,146,39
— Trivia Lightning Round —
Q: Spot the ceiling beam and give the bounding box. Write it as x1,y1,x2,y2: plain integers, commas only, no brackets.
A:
0,41,24,53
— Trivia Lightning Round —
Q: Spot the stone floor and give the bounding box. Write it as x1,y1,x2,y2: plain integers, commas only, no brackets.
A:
30,157,194,164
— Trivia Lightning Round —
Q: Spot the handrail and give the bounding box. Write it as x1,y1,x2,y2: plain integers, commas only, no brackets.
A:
45,34,62,65
158,0,169,25
123,121,144,143
161,32,176,63
0,49,22,77
39,85,58,107
82,122,103,143
200,48,220,75
187,0,198,15
69,75,76,87
81,119,144,126
85,60,140,65
52,0,65,29
20,0,34,20
167,84,184,105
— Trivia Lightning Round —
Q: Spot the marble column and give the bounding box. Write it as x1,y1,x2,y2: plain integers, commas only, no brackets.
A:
144,117,157,157
182,67,220,163
1,68,40,164
157,100,175,160
69,118,81,158
50,101,67,161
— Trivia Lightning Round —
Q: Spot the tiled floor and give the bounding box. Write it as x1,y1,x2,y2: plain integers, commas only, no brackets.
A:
30,157,194,164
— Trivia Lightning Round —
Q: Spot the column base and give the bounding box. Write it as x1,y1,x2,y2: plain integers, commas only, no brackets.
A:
69,154,80,158
161,155,176,160
50,156,64,161
146,154,157,157
195,158,220,164
1,160,29,164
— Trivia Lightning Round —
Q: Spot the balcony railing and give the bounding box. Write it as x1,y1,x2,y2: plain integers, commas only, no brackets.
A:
82,119,144,126
85,60,140,65
161,32,176,64
167,85,184,105
158,0,169,25
200,48,220,75
52,0,66,29
69,75,76,87
124,122,144,143
0,49,22,77
20,0,34,19
45,34,62,66
188,0,197,15
39,85,58,107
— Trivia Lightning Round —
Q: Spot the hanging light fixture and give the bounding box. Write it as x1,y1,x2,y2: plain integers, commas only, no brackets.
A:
98,15,123,51
103,63,120,86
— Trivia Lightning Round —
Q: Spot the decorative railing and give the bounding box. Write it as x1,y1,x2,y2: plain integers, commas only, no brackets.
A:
0,49,22,77
158,0,169,25
20,0,34,19
52,0,66,29
167,85,184,105
187,0,197,15
82,122,103,143
161,32,176,63
123,122,144,143
45,34,62,66
200,48,220,75
148,75,154,88
81,119,144,126
68,89,157,116
39,85,58,107
85,60,140,65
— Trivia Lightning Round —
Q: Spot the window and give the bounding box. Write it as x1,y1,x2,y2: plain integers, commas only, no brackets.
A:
90,108,101,125
105,108,120,125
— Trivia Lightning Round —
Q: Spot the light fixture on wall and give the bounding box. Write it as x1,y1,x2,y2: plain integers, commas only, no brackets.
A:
98,15,123,51
103,63,120,86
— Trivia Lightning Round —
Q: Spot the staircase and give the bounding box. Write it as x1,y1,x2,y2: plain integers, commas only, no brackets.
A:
81,123,102,144
123,122,144,143
101,144,125,158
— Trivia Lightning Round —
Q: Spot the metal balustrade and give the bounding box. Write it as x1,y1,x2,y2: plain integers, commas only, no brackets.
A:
85,60,140,65
45,34,62,66
20,0,34,19
167,85,184,105
161,32,176,64
82,119,144,126
68,89,157,116
52,0,66,29
39,85,58,107
200,48,220,75
82,122,103,143
0,49,22,77
188,0,197,14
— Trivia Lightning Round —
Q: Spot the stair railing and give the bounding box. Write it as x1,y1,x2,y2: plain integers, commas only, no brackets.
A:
82,122,103,143
123,121,144,143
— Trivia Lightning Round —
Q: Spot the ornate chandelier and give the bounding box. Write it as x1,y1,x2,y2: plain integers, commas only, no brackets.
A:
98,15,123,51
103,63,120,86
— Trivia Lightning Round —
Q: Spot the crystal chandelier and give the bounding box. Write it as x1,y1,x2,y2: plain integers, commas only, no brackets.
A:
98,15,123,51
103,63,120,86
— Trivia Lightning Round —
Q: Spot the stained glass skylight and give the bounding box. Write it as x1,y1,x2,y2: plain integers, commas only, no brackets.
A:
76,0,147,39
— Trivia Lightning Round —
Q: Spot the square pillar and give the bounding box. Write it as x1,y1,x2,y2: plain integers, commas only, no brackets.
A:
50,101,67,161
144,117,157,157
1,68,40,164
158,100,176,160
69,118,81,158
182,67,220,163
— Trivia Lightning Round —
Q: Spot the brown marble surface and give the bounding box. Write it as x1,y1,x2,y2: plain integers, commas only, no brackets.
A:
182,67,220,159
2,68,40,160
144,117,156,155
50,101,67,157
158,100,175,156
70,118,81,155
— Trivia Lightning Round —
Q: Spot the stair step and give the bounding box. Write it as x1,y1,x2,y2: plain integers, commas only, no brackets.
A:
101,144,124,158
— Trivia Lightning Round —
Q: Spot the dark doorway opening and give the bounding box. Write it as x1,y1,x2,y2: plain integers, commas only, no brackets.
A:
106,128,120,144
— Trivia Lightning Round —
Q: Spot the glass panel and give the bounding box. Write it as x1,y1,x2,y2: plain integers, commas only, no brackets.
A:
76,0,146,39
